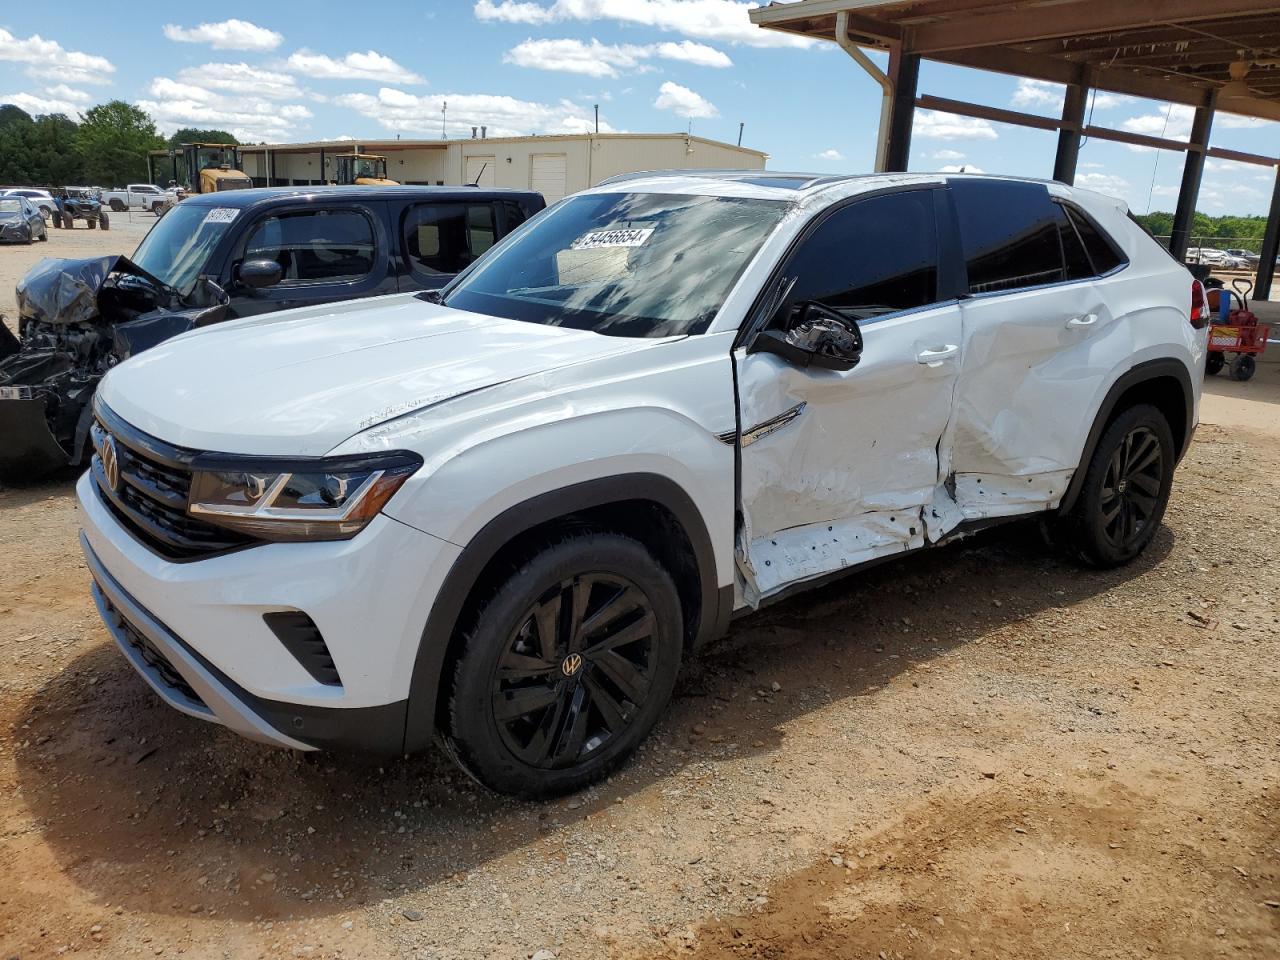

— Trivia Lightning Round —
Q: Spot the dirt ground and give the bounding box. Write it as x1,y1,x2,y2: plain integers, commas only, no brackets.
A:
1,228,1279,959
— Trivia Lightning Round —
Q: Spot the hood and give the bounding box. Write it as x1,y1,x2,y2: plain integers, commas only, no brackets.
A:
16,256,177,325
98,293,672,456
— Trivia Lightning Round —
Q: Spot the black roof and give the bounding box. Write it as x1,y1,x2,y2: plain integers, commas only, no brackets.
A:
179,185,543,208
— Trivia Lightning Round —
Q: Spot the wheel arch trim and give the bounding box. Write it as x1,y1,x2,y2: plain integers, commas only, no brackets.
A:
1058,357,1194,514
401,472,730,753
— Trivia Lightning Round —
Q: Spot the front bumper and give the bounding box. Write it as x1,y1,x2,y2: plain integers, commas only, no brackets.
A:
78,470,463,752
0,224,31,242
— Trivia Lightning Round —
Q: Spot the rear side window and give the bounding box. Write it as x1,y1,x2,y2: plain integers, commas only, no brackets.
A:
1065,205,1125,274
951,180,1063,293
1054,205,1093,280
780,190,939,322
503,200,529,231
404,202,499,275
244,209,375,283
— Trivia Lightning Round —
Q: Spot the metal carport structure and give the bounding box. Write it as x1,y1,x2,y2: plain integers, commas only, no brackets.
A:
749,0,1280,298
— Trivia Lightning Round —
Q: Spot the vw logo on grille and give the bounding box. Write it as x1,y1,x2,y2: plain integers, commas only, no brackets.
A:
101,435,121,492
561,653,584,677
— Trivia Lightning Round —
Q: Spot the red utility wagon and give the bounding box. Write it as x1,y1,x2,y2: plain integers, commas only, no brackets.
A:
1205,279,1269,382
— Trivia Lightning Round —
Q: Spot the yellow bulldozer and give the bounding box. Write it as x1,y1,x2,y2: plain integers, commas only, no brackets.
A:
333,153,398,186
148,143,253,214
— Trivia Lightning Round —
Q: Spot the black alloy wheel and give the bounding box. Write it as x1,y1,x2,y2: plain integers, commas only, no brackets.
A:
493,573,658,770
1065,403,1174,568
445,532,683,797
1098,425,1163,553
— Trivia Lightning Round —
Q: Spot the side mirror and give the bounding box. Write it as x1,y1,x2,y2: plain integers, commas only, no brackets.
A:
749,301,863,371
238,259,283,290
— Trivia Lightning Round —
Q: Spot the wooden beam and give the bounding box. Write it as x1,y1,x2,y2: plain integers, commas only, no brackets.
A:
908,1,1280,55
1206,146,1280,167
1080,124,1191,153
915,94,1065,132
933,46,1212,106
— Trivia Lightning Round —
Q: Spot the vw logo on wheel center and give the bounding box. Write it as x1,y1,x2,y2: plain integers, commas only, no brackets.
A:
560,653,584,677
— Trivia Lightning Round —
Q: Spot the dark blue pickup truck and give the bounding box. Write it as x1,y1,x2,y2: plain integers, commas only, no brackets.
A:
0,186,545,481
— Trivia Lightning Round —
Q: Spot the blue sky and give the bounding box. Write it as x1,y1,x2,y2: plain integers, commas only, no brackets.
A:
2,0,1277,215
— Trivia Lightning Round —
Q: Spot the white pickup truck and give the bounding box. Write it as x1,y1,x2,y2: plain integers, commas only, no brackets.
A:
101,184,177,214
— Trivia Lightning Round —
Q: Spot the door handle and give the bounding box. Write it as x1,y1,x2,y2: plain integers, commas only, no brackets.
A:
916,344,959,365
1066,313,1099,328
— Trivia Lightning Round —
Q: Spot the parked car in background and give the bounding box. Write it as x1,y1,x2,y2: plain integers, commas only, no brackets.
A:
1224,248,1260,267
76,172,1205,797
0,196,49,243
102,184,175,214
0,185,544,481
0,187,55,220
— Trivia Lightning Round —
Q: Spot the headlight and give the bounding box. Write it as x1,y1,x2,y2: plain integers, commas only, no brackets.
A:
187,451,422,542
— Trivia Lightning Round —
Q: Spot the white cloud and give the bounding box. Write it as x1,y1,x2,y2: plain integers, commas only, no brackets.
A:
1217,112,1277,130
1012,78,1061,109
287,49,424,84
0,28,115,85
137,76,312,142
474,0,813,48
163,19,283,51
475,0,555,23
335,87,614,138
914,109,997,141
1075,171,1129,198
940,163,984,173
43,84,92,104
0,90,87,117
1120,103,1194,141
932,148,965,161
1079,160,1104,169
1090,91,1132,110
817,148,843,161
178,63,302,100
504,37,730,77
653,80,717,118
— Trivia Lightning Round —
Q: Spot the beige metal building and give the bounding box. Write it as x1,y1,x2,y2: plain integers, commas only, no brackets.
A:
236,133,767,203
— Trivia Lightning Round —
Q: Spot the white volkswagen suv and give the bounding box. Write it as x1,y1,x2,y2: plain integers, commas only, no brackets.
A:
78,172,1208,796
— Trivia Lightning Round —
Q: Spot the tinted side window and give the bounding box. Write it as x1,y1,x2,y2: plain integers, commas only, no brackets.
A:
780,190,939,322
404,203,498,275
244,209,375,283
1066,206,1125,274
951,180,1064,293
1054,205,1093,280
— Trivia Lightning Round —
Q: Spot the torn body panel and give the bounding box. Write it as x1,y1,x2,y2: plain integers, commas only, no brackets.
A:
0,257,227,481
949,280,1115,512
734,303,962,606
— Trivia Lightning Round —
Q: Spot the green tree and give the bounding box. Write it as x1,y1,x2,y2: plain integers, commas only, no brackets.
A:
76,100,164,187
167,127,239,147
0,105,36,184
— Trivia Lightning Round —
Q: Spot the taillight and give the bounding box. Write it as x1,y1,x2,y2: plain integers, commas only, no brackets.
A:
1190,279,1210,329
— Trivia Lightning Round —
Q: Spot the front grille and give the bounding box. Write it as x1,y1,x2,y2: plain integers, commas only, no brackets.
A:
91,404,257,561
101,593,205,707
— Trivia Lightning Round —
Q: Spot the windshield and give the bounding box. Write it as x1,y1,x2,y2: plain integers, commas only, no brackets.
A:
442,192,788,337
131,203,237,294
0,199,21,214
354,157,386,179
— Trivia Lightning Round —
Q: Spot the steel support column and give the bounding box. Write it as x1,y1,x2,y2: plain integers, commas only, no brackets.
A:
1255,165,1280,301
1169,91,1216,261
884,50,920,173
1053,75,1087,184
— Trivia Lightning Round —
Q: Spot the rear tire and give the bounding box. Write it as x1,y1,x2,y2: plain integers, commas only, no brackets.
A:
1064,404,1174,568
109,198,124,212
62,212,73,229
1205,351,1224,376
444,532,683,798
1229,355,1255,381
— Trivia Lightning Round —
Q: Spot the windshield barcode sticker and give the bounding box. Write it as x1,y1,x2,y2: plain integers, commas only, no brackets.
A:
203,208,239,224
571,227,654,250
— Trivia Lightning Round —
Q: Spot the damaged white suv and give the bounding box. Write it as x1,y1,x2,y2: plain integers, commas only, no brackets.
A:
79,172,1207,796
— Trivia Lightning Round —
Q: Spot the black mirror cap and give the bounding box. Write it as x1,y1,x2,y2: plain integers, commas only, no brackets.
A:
749,301,862,371
239,259,283,289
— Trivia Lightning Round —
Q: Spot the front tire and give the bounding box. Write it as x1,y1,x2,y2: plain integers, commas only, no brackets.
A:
1205,351,1224,376
444,532,683,797
109,198,124,212
1229,355,1255,381
1066,404,1174,568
